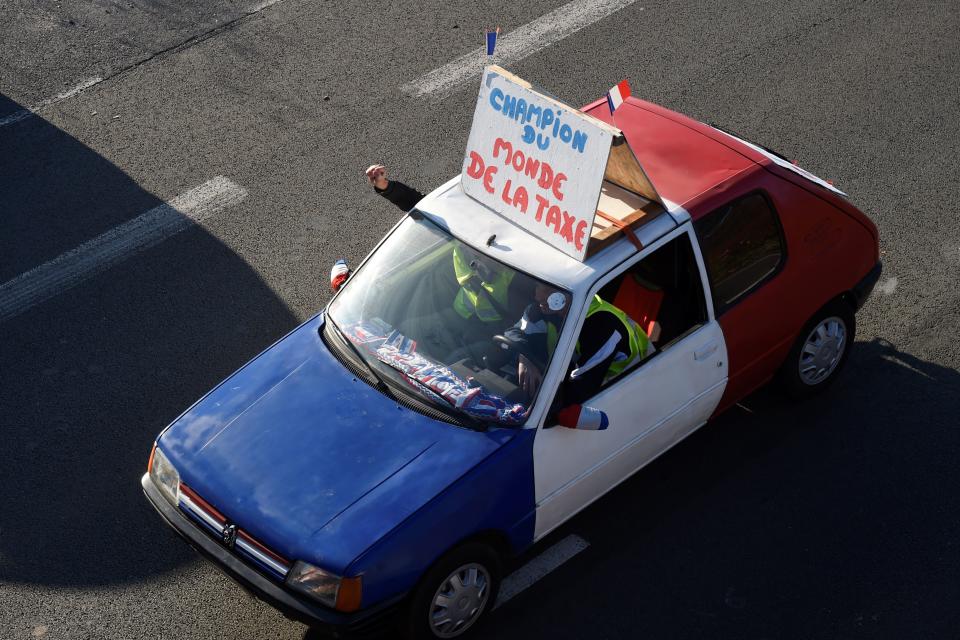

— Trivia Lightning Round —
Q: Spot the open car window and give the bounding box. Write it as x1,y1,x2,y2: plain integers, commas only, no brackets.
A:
326,213,570,426
558,230,708,405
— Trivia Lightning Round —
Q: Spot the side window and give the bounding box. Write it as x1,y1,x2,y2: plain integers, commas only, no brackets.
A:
562,232,707,402
693,192,785,314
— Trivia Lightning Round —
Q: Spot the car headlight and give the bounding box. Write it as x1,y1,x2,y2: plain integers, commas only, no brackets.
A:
286,561,362,612
148,444,180,505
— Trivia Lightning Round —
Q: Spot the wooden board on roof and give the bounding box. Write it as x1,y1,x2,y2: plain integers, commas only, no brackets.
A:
586,181,665,256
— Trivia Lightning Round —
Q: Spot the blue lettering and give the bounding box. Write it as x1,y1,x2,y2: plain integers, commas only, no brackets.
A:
522,125,536,144
572,130,588,153
540,108,554,130
536,133,550,150
503,94,517,118
559,124,573,143
515,99,527,122
489,87,504,111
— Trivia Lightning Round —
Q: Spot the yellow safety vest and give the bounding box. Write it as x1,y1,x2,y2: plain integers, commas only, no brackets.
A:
452,245,514,322
546,295,649,379
585,295,649,379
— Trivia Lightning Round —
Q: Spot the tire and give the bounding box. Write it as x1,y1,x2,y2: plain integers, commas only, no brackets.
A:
779,299,856,399
403,542,502,640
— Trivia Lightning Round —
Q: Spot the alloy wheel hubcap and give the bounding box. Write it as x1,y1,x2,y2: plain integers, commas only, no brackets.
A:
429,563,490,638
798,316,846,385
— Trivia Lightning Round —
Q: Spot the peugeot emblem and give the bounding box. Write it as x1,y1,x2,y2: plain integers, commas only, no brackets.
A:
222,524,237,548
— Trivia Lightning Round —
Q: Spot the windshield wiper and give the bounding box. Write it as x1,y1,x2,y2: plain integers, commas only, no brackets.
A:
325,319,486,431
326,317,398,401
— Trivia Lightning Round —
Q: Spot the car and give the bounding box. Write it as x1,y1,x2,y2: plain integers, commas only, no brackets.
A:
142,67,880,639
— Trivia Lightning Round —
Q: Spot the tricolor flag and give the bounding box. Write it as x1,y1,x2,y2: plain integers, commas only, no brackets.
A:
485,27,500,56
330,259,350,291
557,404,609,431
606,79,631,115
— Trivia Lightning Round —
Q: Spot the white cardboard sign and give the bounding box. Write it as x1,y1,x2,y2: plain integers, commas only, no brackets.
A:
461,67,613,261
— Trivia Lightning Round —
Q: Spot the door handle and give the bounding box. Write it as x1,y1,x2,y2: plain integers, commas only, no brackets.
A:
694,342,718,361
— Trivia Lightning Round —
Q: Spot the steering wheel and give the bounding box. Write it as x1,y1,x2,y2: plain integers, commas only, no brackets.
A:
492,334,522,353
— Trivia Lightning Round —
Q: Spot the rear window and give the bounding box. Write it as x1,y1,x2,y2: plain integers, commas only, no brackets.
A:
694,192,784,313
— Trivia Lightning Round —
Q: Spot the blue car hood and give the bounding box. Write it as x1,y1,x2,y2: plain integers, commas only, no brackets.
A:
159,315,517,570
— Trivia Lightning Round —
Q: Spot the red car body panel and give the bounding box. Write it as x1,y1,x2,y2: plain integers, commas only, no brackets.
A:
583,96,880,414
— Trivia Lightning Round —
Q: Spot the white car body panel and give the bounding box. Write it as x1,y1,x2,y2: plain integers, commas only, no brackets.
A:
530,224,728,540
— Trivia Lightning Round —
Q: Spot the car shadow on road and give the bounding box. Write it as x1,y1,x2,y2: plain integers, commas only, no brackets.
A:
0,93,301,588
489,336,960,639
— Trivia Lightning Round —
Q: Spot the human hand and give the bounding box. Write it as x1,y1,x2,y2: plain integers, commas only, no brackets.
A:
518,354,543,398
365,164,389,190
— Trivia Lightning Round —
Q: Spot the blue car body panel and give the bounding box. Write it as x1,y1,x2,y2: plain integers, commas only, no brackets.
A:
343,427,537,606
158,314,536,600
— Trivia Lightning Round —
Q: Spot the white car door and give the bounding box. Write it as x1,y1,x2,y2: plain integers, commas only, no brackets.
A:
532,226,728,540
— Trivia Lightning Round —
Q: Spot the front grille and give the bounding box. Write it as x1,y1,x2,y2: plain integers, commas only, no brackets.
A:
178,483,292,581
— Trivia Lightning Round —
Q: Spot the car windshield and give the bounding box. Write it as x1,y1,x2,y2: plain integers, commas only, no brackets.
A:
326,213,568,427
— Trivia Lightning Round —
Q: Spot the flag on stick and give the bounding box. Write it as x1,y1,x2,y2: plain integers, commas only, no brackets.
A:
606,79,631,115
557,404,609,430
485,27,500,56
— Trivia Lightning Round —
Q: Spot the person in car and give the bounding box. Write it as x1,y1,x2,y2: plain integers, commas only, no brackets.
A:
506,283,650,405
366,165,532,361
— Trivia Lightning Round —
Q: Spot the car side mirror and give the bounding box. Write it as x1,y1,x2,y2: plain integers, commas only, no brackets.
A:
330,259,351,292
555,404,608,431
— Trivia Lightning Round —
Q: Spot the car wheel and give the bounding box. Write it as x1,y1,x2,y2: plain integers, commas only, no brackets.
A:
779,299,856,399
404,542,502,640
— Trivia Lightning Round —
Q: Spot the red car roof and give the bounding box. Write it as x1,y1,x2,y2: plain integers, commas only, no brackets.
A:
582,97,760,213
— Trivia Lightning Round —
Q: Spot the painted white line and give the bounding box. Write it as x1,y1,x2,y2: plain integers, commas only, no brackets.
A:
878,276,897,295
494,534,589,609
0,77,103,129
401,0,638,99
0,176,248,322
248,0,283,12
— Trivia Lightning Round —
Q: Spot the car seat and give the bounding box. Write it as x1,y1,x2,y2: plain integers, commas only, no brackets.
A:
612,273,664,342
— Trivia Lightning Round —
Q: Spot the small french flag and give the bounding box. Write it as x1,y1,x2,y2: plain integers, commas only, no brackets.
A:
606,79,631,115
485,27,500,56
557,404,609,431
330,259,350,291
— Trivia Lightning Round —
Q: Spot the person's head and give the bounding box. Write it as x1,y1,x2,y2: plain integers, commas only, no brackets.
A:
534,284,570,317
461,246,496,282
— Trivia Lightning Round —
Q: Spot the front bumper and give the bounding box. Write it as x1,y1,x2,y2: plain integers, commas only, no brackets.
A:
141,473,402,637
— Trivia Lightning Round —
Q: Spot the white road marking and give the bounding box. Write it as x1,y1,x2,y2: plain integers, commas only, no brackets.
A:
0,176,247,323
494,534,590,609
0,77,103,129
401,0,639,99
248,0,284,11
879,276,898,295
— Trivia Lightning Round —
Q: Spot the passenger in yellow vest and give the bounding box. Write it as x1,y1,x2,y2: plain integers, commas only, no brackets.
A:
505,284,650,404
367,164,521,358
452,244,515,324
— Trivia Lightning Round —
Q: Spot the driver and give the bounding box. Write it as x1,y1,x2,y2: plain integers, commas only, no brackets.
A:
505,284,650,405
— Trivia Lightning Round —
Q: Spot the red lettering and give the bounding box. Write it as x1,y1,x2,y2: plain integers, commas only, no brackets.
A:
511,149,526,172
546,205,562,233
513,186,529,213
534,195,550,222
501,179,514,206
466,151,485,179
493,138,512,161
552,172,567,201
538,162,553,190
574,220,588,252
483,165,497,194
524,157,540,179
560,210,575,243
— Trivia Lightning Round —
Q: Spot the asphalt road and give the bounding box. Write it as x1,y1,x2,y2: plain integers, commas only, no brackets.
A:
2,1,959,638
